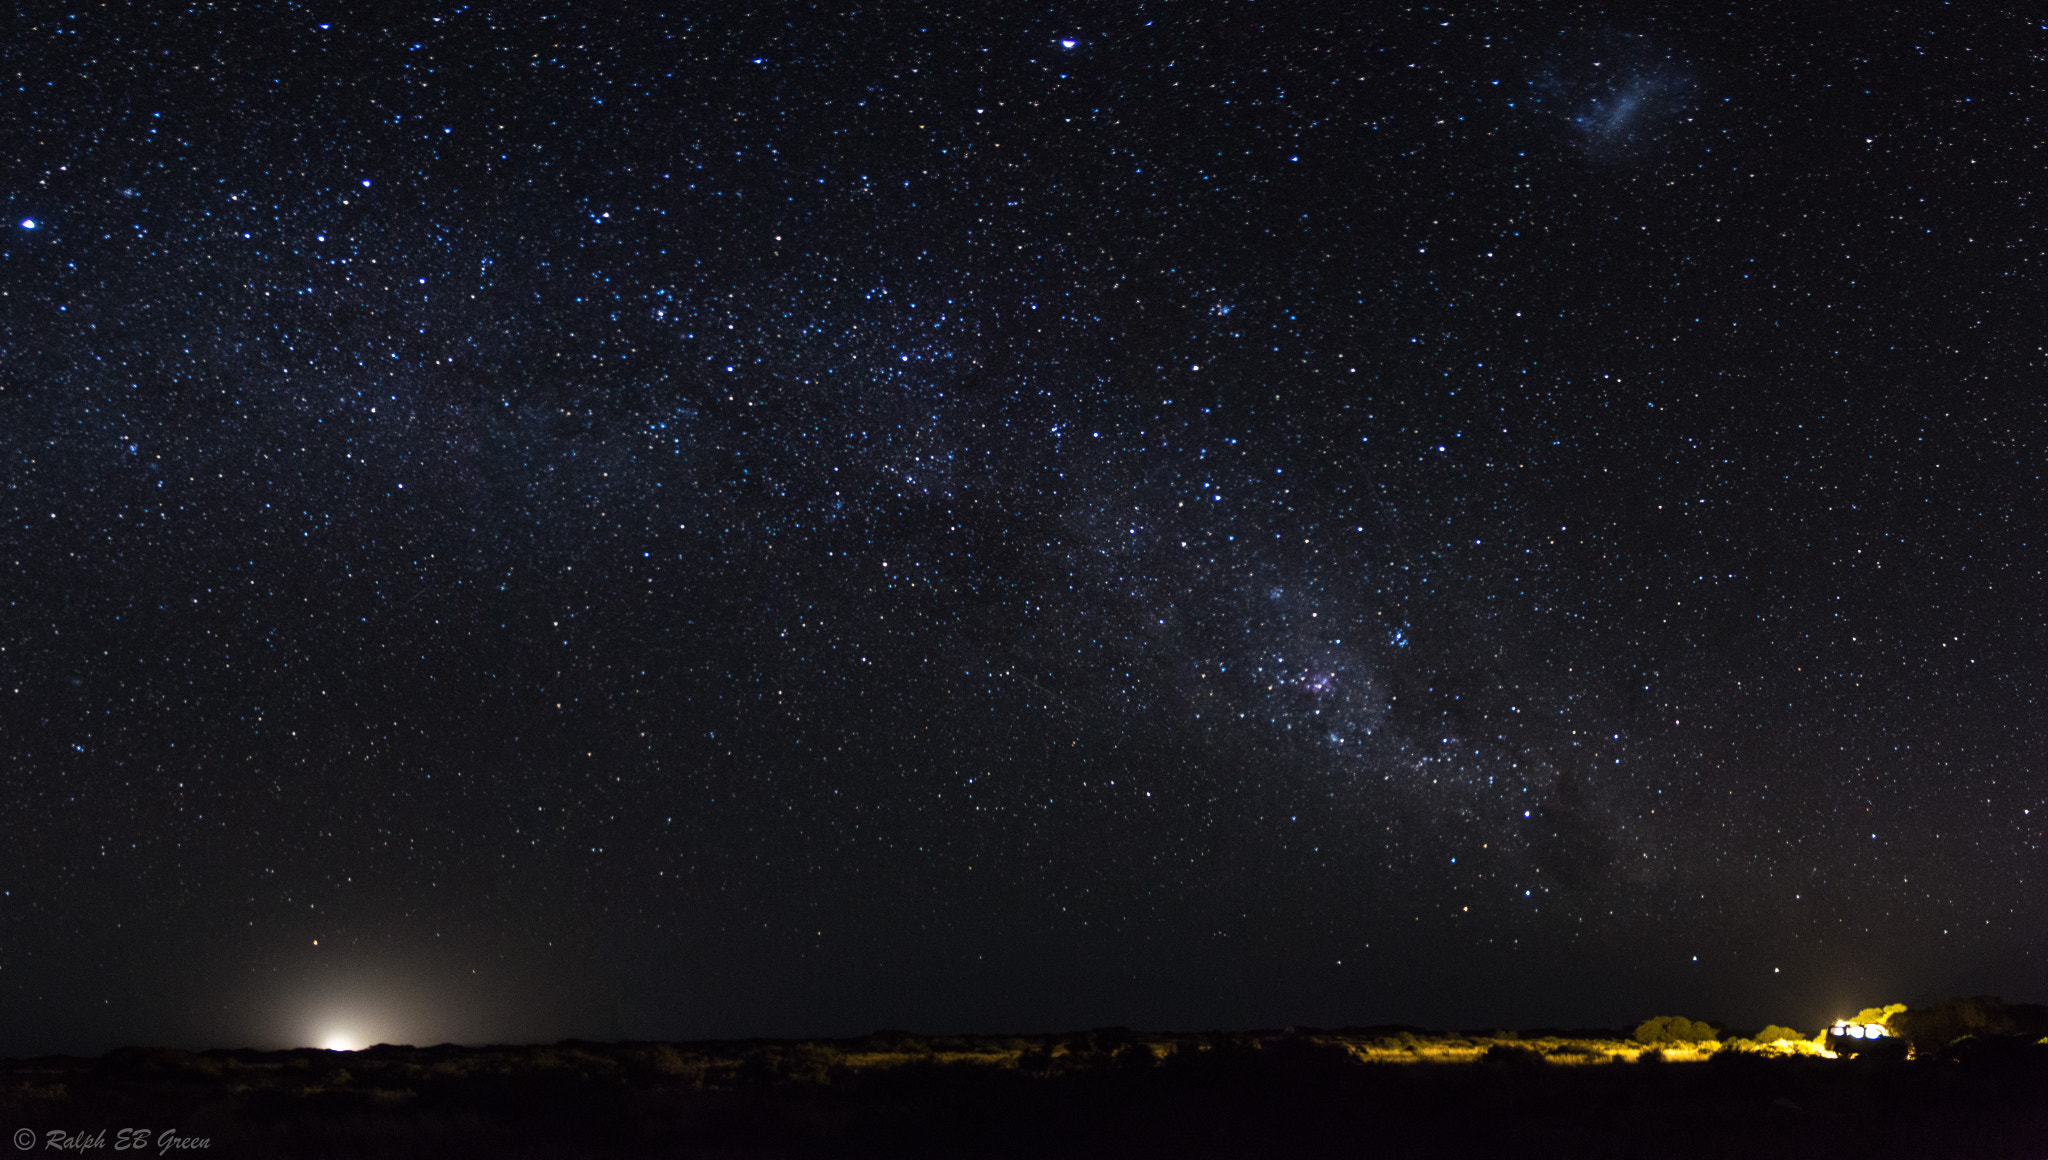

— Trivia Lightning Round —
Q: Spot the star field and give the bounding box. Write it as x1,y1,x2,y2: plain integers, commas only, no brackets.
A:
3,2,2046,1052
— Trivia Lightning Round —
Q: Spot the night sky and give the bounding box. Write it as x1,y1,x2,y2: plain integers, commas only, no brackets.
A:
4,1,2045,1055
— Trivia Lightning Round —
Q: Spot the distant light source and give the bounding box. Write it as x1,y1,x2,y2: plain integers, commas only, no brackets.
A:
1060,38,1077,48
1863,1024,1886,1038
321,1033,358,1051
19,219,35,230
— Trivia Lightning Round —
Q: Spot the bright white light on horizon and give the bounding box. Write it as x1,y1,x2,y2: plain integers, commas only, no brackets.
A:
302,1006,397,1052
267,952,527,1051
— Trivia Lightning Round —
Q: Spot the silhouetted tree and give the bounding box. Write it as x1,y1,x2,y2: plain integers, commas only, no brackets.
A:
1892,997,2048,1059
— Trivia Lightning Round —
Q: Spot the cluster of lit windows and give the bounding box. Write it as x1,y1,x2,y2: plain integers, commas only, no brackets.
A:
1831,1021,1888,1039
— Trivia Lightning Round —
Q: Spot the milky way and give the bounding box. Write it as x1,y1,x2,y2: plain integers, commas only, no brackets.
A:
3,4,2044,1052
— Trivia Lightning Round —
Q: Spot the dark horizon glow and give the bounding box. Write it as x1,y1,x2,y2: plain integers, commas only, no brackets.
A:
3,3,2043,1057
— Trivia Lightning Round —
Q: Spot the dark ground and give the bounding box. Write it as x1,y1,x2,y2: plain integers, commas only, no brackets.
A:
5,1032,2048,1158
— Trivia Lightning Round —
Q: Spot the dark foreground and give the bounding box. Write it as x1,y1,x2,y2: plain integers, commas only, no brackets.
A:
5,1032,2047,1158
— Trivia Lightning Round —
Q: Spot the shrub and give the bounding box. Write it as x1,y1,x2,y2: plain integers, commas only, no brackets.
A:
1632,1017,1717,1046
1543,1043,1603,1061
1849,1004,1908,1029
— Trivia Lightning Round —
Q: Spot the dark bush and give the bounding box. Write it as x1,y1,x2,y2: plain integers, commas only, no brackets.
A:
1481,1043,1546,1068
1257,1035,1358,1079
1892,997,2048,1060
854,1029,928,1054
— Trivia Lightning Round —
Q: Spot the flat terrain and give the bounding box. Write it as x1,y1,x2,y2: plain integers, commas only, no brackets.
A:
4,1030,2045,1158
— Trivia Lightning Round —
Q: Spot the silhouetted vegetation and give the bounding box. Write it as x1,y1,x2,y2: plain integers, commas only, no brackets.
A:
5,1013,2047,1157
1890,996,2048,1061
1632,1015,1720,1045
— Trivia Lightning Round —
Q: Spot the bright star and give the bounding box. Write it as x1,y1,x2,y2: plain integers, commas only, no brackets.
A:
19,219,35,230
1060,38,1077,48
